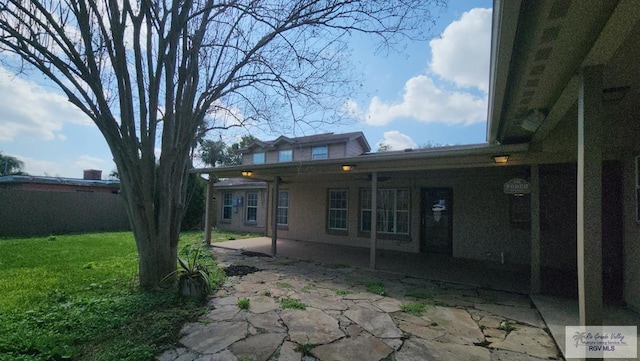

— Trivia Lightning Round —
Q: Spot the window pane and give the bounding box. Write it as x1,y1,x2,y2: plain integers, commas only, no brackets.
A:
397,189,409,210
312,146,328,160
253,152,265,164
328,189,348,230
396,211,409,234
359,188,410,234
247,192,258,206
279,149,292,162
277,191,289,225
278,191,289,206
361,210,371,231
223,193,233,220
246,208,257,222
246,192,258,222
277,208,288,225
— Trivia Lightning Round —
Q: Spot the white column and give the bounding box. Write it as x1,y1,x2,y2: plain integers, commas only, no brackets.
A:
577,66,603,326
370,172,378,270
530,164,541,294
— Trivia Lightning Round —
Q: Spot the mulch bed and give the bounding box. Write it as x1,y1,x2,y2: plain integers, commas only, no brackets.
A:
224,265,261,277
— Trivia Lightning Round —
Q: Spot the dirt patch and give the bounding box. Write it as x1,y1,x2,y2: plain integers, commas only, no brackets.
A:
224,265,261,277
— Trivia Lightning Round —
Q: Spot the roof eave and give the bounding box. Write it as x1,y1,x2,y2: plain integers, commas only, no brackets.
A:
487,0,523,144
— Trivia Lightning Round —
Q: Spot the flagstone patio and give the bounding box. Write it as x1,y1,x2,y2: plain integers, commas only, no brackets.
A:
157,246,562,361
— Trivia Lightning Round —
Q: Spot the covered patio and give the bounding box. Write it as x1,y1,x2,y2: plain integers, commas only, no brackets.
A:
212,237,531,294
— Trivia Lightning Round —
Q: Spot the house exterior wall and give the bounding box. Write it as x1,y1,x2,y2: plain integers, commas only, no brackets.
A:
0,188,129,237
537,99,640,311
266,166,531,265
622,148,640,313
344,141,366,157
216,188,268,235
241,138,365,165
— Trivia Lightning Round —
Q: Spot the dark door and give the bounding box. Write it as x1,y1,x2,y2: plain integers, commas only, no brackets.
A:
420,188,453,255
602,161,624,305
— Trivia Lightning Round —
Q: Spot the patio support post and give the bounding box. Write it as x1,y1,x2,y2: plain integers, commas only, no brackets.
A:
204,175,214,246
530,164,541,294
271,176,280,256
577,65,603,326
370,171,378,270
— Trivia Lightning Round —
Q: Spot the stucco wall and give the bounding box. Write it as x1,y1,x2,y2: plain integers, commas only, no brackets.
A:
434,167,531,265
0,189,130,237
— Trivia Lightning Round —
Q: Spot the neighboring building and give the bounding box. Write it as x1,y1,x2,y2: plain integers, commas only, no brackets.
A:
0,170,129,236
198,0,640,330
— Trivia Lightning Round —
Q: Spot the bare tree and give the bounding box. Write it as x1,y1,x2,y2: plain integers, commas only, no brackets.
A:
0,0,444,290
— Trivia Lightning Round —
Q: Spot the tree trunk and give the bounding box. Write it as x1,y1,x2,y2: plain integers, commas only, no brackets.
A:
116,153,188,290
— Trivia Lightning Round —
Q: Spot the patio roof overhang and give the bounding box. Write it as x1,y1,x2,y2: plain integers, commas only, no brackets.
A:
487,0,640,146
192,143,532,182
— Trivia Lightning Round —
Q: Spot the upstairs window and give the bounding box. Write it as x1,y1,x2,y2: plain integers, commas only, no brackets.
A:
312,146,328,160
253,152,265,164
279,149,293,162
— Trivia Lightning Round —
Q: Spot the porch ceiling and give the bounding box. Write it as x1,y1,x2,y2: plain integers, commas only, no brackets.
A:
488,0,640,145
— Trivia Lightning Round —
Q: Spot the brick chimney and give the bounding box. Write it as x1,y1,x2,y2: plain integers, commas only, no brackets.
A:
83,169,102,180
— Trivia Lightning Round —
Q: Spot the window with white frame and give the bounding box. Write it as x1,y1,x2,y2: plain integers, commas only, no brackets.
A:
278,149,293,162
253,152,265,164
277,190,289,226
328,189,348,230
246,191,258,223
312,146,328,160
360,188,409,234
222,193,233,220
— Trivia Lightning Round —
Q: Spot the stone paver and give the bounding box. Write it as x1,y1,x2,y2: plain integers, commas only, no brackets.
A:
157,247,562,361
312,334,393,361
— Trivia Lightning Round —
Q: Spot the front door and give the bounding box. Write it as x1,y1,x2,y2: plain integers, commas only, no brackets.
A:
420,188,453,255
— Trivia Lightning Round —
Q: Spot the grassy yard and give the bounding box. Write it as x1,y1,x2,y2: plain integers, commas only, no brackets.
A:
0,230,259,361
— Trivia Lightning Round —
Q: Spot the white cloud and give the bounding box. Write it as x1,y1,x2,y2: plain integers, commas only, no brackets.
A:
360,7,491,127
430,8,492,92
378,131,417,151
13,155,62,177
74,155,106,171
0,67,91,142
365,75,487,126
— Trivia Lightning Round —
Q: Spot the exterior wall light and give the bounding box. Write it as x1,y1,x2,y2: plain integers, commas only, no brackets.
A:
493,155,509,164
341,165,355,171
241,170,253,177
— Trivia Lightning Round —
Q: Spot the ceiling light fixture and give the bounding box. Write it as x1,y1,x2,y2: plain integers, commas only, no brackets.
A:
493,155,510,164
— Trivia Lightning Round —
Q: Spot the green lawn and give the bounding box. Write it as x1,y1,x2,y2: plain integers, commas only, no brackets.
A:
0,230,258,361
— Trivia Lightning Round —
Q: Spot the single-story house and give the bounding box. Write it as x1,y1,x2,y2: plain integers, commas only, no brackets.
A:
195,0,640,328
0,170,129,236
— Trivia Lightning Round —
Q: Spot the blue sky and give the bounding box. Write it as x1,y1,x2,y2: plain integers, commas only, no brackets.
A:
0,0,492,178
